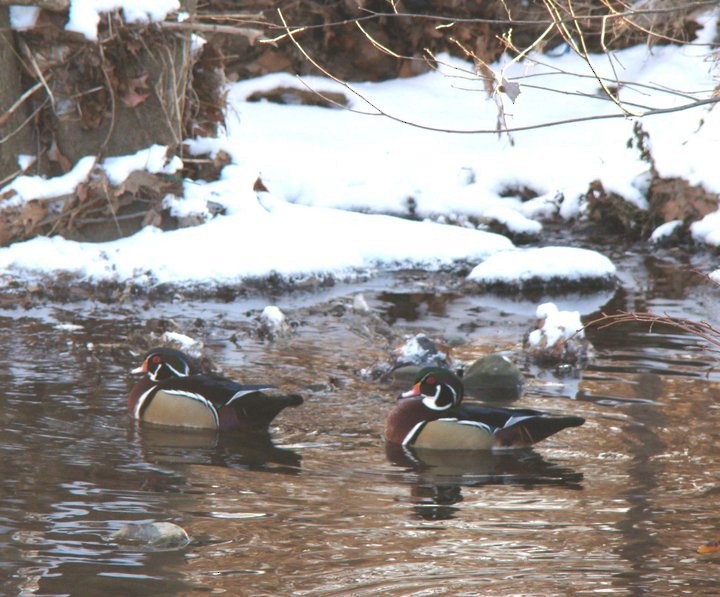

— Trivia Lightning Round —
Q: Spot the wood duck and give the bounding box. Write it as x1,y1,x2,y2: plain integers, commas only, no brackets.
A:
128,347,303,432
385,367,585,450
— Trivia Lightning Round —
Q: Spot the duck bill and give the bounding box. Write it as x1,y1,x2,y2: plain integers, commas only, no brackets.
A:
399,383,422,400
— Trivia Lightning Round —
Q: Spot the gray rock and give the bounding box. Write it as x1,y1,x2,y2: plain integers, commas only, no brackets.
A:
111,522,190,549
462,353,524,402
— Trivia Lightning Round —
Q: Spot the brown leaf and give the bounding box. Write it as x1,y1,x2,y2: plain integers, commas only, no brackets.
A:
21,201,48,235
698,540,720,554
120,73,151,108
47,140,73,173
253,177,269,192
119,171,163,195
0,215,12,246
142,208,163,228
75,182,89,204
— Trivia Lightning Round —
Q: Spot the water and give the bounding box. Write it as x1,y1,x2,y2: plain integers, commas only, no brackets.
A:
2,243,720,596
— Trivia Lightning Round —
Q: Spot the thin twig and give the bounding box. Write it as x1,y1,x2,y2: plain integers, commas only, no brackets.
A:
158,20,267,44
586,311,720,352
0,80,44,127
0,99,48,145
17,39,56,112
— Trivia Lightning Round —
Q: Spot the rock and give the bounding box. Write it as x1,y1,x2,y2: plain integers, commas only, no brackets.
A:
258,305,293,340
393,333,451,370
160,330,204,357
467,246,617,293
361,333,454,382
110,522,190,549
462,353,523,402
524,302,593,368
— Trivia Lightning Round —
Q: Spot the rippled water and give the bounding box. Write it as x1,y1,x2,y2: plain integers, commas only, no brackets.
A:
2,243,720,596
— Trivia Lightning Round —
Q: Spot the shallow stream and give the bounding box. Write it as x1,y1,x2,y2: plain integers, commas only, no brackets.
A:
2,240,720,595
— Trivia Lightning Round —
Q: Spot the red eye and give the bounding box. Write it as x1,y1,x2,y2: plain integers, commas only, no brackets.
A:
425,376,436,385
151,355,162,363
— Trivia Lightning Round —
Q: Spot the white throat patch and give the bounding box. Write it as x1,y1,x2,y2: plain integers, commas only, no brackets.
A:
421,383,455,411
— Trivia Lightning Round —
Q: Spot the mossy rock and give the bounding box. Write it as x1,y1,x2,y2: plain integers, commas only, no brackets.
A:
462,354,524,402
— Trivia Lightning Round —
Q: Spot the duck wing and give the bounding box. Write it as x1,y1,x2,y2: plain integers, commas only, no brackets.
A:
159,375,303,425
455,403,585,448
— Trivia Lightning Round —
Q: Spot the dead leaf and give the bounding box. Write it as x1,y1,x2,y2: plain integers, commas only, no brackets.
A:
253,177,269,192
48,140,73,173
21,201,48,235
120,73,151,108
142,208,163,228
119,170,163,195
698,540,720,554
499,78,521,103
0,215,12,246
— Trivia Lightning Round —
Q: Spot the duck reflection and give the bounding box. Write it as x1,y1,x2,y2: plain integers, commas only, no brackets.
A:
386,442,583,520
132,424,302,472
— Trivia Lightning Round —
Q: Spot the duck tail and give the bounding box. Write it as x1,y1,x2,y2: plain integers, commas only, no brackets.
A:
231,391,304,428
494,415,585,448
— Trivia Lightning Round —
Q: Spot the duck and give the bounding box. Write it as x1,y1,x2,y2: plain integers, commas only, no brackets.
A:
385,367,584,450
128,347,303,432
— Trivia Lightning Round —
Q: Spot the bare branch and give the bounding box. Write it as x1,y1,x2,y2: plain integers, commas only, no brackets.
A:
355,21,403,58
271,3,719,136
360,2,718,36
585,311,720,353
158,20,267,44
0,80,43,128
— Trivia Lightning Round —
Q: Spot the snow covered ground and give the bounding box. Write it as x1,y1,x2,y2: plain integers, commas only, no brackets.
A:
1,6,718,291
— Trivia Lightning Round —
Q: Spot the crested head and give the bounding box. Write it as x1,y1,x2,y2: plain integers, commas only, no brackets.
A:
132,347,195,382
400,366,464,411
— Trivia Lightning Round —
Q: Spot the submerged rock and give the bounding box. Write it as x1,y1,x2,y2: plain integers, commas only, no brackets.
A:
110,522,190,549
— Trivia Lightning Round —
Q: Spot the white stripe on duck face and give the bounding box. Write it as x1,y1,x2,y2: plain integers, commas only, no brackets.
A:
148,361,189,381
421,383,456,411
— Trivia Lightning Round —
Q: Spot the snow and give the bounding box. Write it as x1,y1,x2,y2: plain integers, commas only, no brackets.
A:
1,7,719,291
527,303,585,349
467,247,616,286
8,6,40,30
103,145,183,185
65,0,180,41
160,331,202,355
650,220,683,243
261,306,286,326
5,156,96,205
691,211,720,246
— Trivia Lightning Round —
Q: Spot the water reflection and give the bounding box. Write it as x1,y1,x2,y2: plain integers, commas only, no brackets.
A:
3,250,720,595
132,425,303,472
386,443,583,520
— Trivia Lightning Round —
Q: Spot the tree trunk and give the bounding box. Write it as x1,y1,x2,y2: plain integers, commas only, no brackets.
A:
50,21,194,166
0,6,34,185
12,1,197,173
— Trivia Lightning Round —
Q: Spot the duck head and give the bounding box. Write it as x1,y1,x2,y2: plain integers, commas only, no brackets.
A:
399,367,463,411
385,367,465,447
132,347,196,382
